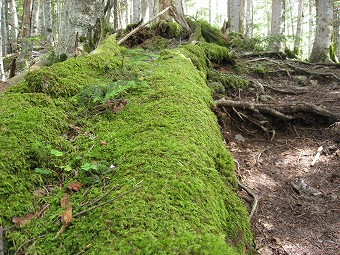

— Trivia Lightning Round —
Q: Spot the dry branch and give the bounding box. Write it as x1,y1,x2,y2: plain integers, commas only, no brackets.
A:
238,182,259,220
118,6,172,45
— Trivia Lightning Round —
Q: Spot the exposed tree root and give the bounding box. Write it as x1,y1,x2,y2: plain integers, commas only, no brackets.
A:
238,182,259,220
215,98,340,138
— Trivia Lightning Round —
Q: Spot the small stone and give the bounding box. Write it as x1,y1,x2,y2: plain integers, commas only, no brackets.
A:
309,79,318,86
259,95,273,102
295,75,308,85
235,134,245,142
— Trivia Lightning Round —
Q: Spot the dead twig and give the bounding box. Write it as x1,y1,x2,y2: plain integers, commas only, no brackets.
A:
238,182,259,220
311,146,323,166
81,185,122,208
14,235,46,255
73,186,142,218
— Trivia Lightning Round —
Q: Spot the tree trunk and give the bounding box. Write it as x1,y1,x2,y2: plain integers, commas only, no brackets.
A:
18,0,32,63
44,0,53,44
56,0,104,56
309,0,333,62
0,0,5,81
9,0,18,52
228,0,239,33
133,0,140,22
293,0,304,56
245,0,253,38
171,0,191,32
271,0,285,51
141,0,148,20
1,0,8,55
113,0,118,29
334,0,340,60
31,0,40,36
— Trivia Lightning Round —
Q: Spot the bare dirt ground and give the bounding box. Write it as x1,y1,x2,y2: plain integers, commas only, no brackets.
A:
217,59,340,255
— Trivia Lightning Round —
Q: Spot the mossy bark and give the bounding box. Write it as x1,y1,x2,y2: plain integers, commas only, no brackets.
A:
1,36,253,254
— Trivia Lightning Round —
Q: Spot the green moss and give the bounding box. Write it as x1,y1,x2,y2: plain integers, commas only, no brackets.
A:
208,70,249,89
141,36,167,51
195,20,228,47
20,35,123,97
200,42,235,65
0,93,71,223
151,20,187,39
2,39,254,254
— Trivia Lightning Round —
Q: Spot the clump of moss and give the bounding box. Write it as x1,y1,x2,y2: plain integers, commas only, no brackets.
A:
200,42,235,64
208,70,249,89
190,19,228,47
22,35,123,97
140,36,168,51
176,44,210,74
152,20,187,39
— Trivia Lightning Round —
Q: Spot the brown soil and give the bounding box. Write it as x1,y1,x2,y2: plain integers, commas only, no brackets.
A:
217,59,340,255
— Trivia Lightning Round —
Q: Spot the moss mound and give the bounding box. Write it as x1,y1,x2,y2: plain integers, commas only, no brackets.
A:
1,37,253,254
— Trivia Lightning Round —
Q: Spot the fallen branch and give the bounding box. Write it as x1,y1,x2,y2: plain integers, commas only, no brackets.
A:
118,6,172,45
14,235,46,255
238,182,259,220
82,185,122,208
73,186,142,218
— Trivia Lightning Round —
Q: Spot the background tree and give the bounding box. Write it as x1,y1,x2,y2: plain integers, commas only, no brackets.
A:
309,0,333,62
0,0,5,81
9,0,18,52
271,0,285,51
228,0,246,33
293,0,304,56
18,0,32,63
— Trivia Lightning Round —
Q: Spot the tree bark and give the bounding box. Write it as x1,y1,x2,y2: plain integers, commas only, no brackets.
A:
56,0,104,56
18,0,32,63
0,0,5,81
133,0,141,23
271,0,285,51
9,0,18,52
293,0,304,56
245,0,253,38
309,0,333,62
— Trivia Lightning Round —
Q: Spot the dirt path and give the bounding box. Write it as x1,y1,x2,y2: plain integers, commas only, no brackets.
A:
218,60,340,255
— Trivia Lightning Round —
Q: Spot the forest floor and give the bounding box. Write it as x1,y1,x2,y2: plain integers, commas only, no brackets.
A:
215,56,340,255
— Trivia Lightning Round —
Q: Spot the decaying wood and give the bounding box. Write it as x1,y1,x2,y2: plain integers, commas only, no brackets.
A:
118,6,172,45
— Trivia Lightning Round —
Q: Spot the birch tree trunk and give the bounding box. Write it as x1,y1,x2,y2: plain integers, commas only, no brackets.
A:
228,0,240,33
56,0,104,56
0,0,5,81
293,0,304,56
271,0,285,51
133,0,141,22
245,0,253,38
309,0,333,62
1,0,8,55
9,0,18,52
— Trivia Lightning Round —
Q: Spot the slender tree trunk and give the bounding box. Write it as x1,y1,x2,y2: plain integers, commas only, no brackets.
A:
209,0,212,24
1,0,8,55
309,0,333,62
148,0,153,19
19,0,32,63
31,0,40,36
141,0,148,20
44,0,52,44
334,0,340,60
293,0,304,55
245,0,253,38
271,0,285,51
308,0,314,56
113,0,118,29
0,0,5,81
9,0,18,52
133,0,140,22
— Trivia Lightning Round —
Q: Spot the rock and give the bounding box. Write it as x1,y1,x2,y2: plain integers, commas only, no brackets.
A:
309,79,318,86
235,134,245,142
295,75,308,85
259,94,273,102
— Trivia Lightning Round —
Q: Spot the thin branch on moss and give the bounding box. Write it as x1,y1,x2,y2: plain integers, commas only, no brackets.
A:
238,182,259,220
73,186,142,218
82,185,122,208
14,235,46,255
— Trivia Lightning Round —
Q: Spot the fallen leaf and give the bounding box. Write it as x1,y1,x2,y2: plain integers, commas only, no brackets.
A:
67,182,82,192
33,189,46,197
61,193,72,227
100,141,108,145
12,213,34,226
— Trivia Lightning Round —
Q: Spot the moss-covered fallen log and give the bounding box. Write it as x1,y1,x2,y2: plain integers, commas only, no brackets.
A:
1,36,253,254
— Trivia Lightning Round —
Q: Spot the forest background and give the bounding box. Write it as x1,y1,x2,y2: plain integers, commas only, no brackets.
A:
0,0,339,83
